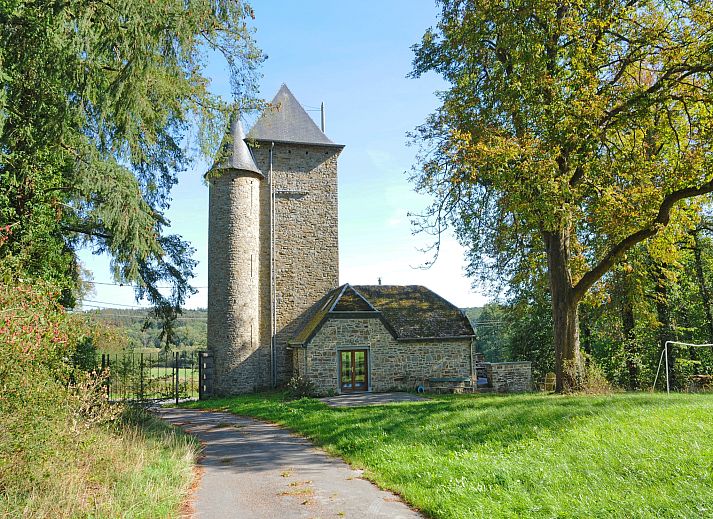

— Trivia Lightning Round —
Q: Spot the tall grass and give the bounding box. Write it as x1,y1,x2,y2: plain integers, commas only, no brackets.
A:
0,406,198,518
0,280,198,518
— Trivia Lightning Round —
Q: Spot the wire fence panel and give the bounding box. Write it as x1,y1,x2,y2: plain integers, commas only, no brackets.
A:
96,351,202,403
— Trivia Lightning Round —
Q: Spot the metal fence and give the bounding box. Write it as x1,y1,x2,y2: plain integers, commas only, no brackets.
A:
97,351,202,403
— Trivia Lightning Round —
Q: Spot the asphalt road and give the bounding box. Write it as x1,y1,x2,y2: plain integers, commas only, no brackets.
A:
157,408,423,519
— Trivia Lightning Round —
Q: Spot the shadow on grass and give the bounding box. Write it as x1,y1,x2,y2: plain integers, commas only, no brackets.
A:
184,391,704,456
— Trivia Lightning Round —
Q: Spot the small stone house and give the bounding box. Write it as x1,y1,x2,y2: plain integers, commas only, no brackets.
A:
204,84,531,396
289,284,476,394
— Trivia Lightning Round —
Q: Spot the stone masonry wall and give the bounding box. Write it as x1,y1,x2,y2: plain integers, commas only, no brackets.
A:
207,171,270,394
252,142,341,386
485,362,532,392
296,317,472,395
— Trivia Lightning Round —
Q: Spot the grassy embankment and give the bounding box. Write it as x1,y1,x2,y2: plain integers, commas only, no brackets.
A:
0,280,199,518
187,392,713,519
0,406,198,518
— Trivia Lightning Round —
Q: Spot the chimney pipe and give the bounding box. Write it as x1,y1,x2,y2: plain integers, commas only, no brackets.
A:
320,102,325,133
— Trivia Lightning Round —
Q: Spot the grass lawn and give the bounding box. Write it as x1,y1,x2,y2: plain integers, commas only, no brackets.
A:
186,392,713,519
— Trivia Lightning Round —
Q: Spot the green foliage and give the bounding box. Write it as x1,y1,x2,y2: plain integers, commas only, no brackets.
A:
189,392,713,518
0,0,264,331
411,0,713,390
0,279,196,516
285,374,317,399
466,224,713,391
81,307,207,351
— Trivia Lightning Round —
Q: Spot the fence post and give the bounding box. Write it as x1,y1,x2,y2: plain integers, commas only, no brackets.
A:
101,354,109,400
139,353,144,401
175,351,180,405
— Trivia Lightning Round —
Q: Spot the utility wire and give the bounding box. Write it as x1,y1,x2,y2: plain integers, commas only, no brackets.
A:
81,299,152,309
84,280,208,289
77,312,207,320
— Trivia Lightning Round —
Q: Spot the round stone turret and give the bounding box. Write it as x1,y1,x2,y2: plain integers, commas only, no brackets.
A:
207,114,267,394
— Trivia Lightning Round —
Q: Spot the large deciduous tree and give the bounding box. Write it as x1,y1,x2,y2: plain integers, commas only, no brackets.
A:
0,0,263,338
411,0,713,390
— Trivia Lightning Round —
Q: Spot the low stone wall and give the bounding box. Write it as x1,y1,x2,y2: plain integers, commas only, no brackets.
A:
485,361,532,392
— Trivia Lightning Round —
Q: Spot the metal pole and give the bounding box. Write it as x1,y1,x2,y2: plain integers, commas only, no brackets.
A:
175,351,180,405
320,102,325,133
665,341,670,394
140,352,144,400
652,348,665,391
270,141,277,388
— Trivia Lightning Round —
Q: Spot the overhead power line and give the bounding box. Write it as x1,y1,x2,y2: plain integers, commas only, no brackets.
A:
77,312,207,320
81,299,150,309
84,280,208,289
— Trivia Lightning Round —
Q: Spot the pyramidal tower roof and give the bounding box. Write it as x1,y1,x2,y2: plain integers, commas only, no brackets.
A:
210,114,262,176
247,84,343,147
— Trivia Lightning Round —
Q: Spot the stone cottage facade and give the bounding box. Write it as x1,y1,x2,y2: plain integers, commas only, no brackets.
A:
204,84,519,396
290,284,475,394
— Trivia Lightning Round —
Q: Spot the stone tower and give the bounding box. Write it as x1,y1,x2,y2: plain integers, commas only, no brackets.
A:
207,85,343,394
207,115,270,394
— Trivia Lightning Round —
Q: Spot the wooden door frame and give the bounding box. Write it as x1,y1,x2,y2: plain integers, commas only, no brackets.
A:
338,348,369,393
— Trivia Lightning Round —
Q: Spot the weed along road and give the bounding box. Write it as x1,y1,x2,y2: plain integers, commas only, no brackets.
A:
158,408,423,519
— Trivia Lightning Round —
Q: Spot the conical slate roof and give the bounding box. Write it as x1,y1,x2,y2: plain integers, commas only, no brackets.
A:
210,114,262,176
247,84,342,147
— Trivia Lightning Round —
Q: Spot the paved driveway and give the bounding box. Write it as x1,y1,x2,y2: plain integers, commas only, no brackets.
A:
157,408,423,519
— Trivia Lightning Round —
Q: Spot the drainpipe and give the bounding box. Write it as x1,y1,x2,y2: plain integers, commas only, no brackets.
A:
270,142,277,387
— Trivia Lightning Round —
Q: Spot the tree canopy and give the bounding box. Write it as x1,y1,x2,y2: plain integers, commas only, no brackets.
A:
0,0,263,340
411,0,713,390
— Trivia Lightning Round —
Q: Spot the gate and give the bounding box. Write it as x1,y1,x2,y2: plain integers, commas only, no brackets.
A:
97,351,203,403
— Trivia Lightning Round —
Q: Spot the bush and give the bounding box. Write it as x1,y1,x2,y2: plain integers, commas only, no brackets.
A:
0,279,196,517
285,375,317,399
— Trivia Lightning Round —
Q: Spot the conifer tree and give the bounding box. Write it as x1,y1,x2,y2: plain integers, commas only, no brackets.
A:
0,0,263,339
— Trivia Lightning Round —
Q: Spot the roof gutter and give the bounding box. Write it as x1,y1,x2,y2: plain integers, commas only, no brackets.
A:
396,335,476,342
251,138,345,149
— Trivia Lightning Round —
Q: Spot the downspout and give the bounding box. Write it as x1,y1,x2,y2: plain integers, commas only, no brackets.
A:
270,142,277,387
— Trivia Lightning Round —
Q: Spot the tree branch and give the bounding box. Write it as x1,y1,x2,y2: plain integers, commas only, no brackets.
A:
62,225,113,240
573,179,713,300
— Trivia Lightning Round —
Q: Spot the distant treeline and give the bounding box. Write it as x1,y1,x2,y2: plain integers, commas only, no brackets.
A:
82,308,207,351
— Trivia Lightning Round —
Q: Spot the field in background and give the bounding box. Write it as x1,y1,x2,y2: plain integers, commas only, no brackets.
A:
187,392,713,519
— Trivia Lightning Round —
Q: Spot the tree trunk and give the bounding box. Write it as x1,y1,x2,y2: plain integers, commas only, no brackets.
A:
621,291,638,390
545,230,584,392
692,231,713,344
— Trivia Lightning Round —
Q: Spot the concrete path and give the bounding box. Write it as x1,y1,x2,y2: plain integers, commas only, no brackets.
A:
319,392,426,408
157,408,423,519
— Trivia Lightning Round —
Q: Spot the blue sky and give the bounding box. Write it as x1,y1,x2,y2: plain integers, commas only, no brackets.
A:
78,0,490,311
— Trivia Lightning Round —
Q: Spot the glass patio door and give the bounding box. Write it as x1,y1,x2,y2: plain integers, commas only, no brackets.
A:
340,350,368,392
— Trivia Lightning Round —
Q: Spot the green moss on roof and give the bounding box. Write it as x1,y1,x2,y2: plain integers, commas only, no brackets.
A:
354,285,474,339
290,284,474,345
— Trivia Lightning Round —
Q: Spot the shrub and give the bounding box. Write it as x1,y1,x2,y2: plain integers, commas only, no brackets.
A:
0,278,196,517
285,375,317,399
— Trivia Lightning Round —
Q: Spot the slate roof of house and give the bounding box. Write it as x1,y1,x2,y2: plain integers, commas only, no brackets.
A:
209,114,262,177
247,84,343,148
290,284,475,346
